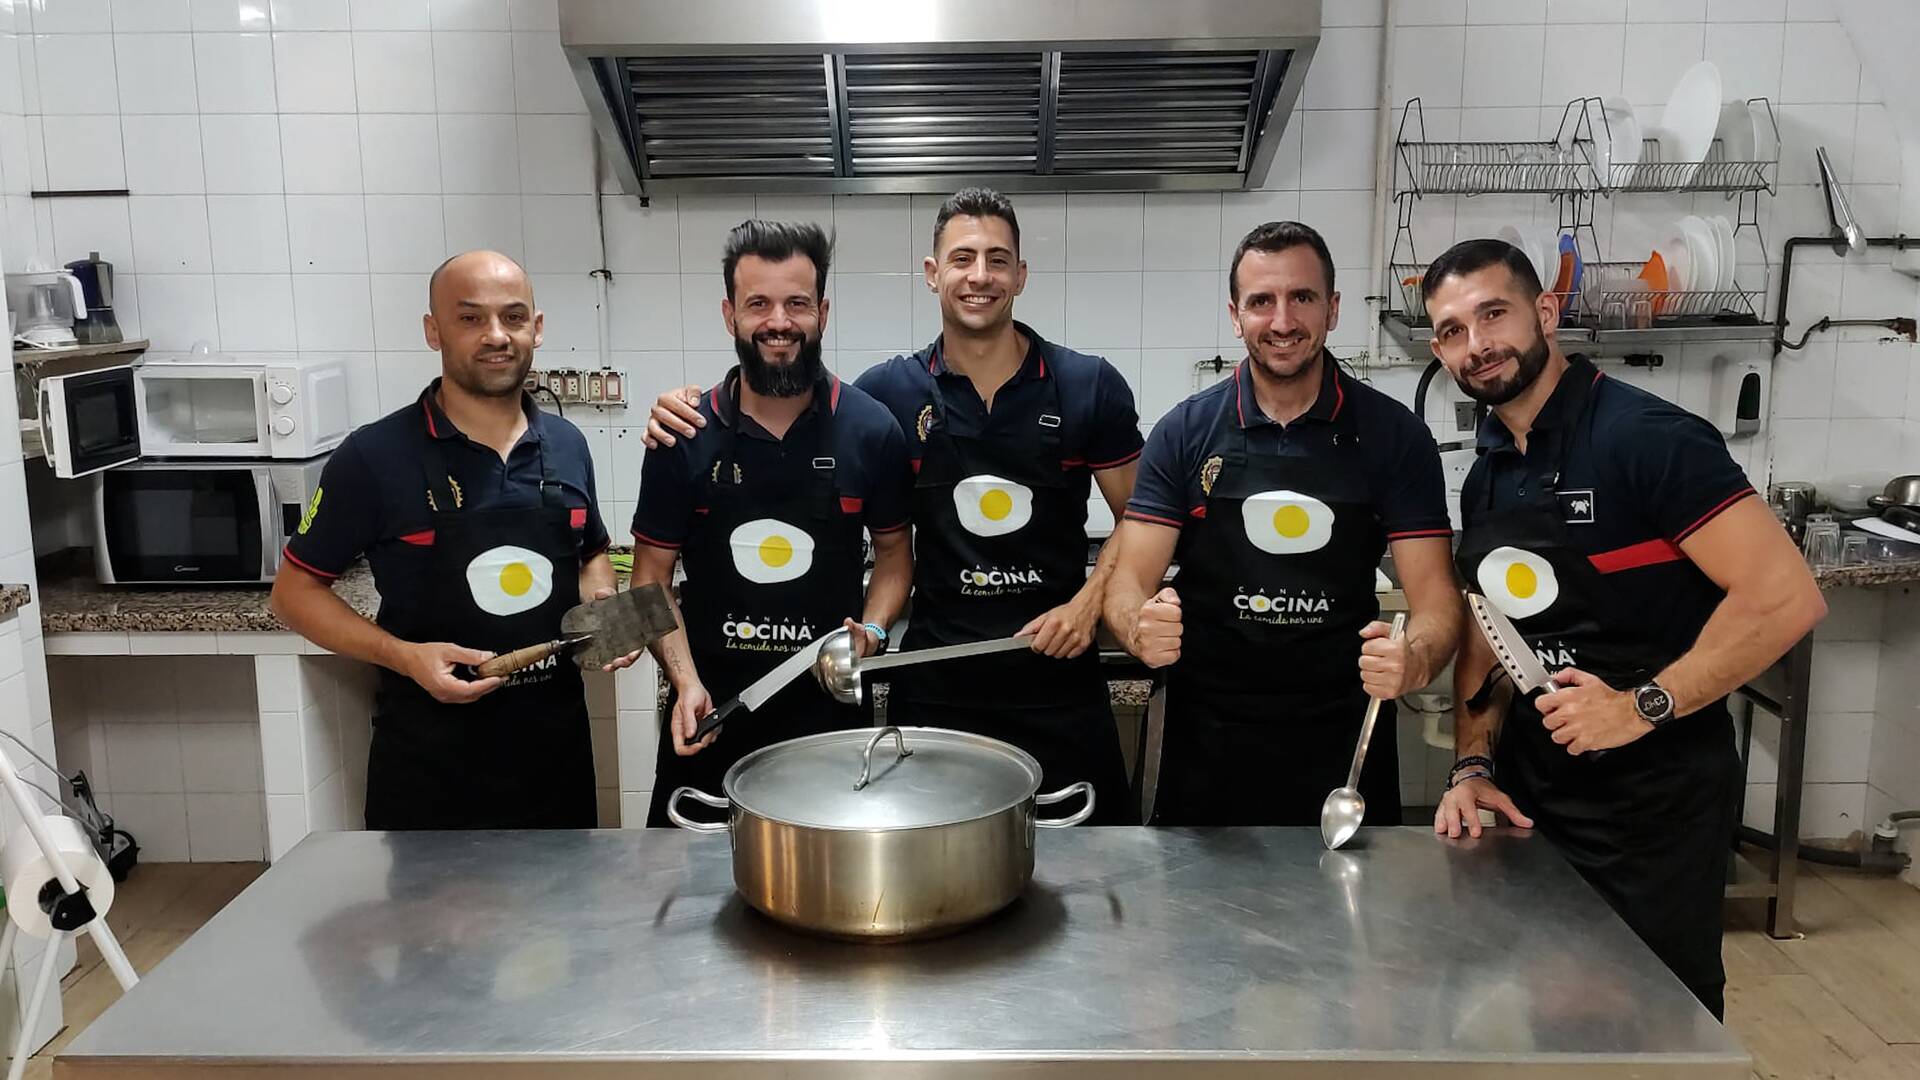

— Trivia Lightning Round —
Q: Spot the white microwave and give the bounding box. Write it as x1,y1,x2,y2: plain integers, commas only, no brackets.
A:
93,456,328,584
135,356,350,460
37,364,140,479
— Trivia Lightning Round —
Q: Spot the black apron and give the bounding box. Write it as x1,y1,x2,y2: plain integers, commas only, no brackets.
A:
644,393,868,827
887,343,1132,824
365,430,597,831
1454,368,1739,1020
1153,368,1397,826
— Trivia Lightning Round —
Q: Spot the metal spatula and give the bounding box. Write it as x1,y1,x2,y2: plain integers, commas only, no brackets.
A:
1321,613,1406,851
474,583,678,678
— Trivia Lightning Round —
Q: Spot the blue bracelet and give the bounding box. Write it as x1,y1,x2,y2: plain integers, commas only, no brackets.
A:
861,622,888,644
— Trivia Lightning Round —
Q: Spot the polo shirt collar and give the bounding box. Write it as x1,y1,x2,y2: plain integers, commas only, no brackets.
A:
1232,348,1345,429
1475,354,1601,454
708,366,840,435
418,377,545,444
926,320,1050,384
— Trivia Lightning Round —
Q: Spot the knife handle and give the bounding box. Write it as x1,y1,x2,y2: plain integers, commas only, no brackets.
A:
690,698,743,744
469,640,562,679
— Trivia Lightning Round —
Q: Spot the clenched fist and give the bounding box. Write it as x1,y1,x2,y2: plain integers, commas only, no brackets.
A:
1130,587,1183,668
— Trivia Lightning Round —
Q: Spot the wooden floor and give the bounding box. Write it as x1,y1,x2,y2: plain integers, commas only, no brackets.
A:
17,859,1920,1078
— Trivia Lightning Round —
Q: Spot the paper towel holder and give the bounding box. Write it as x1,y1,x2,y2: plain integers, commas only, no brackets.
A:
0,744,139,1080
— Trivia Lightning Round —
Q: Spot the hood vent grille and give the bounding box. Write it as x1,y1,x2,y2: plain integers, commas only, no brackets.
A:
563,0,1319,196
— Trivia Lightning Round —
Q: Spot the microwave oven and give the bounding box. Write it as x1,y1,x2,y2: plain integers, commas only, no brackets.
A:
36,364,140,479
92,456,328,584
135,356,350,459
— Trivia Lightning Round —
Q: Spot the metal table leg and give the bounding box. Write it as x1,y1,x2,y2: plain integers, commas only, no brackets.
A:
1766,632,1813,939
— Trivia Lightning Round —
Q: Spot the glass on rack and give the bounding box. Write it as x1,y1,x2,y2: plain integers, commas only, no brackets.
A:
1801,519,1842,570
1841,533,1870,567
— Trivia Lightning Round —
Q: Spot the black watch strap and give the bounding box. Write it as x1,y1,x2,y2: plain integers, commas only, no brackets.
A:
1448,754,1494,784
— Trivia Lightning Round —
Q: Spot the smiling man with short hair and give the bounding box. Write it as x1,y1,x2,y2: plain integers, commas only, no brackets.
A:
1103,221,1462,827
271,250,614,830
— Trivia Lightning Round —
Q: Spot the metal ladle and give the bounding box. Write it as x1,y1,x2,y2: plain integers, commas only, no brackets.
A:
1320,612,1407,851
813,627,1035,706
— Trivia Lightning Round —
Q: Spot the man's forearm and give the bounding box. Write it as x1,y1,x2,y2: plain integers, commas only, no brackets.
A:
861,533,912,631
1403,603,1462,691
633,565,701,692
578,551,615,599
1451,661,1506,760
1073,530,1121,615
1101,559,1153,650
271,576,413,674
1656,579,1826,717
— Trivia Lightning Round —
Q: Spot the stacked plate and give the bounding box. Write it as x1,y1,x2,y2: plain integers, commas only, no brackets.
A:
1655,215,1737,293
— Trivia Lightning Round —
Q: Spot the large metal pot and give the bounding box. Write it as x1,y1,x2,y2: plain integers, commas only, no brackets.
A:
667,726,1094,940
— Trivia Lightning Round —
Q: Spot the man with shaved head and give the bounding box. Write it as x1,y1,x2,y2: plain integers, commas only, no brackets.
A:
272,251,615,830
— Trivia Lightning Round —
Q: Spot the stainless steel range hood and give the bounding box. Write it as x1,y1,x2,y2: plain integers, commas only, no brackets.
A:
559,0,1319,199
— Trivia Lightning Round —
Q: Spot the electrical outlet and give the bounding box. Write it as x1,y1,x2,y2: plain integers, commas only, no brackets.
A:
527,366,628,407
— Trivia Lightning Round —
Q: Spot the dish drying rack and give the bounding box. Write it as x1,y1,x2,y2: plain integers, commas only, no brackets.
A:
1382,97,1780,348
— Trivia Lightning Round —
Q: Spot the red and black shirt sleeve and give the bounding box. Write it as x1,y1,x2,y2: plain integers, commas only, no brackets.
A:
1374,406,1453,542
1083,358,1145,471
630,441,696,551
1616,406,1756,544
281,438,381,579
1123,398,1208,529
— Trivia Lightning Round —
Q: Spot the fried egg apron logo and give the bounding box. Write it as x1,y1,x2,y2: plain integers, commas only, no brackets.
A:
1241,490,1334,554
465,545,554,616
953,475,1033,537
729,518,814,584
1475,546,1559,620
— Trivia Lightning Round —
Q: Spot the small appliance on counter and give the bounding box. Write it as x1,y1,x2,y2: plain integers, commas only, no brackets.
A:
64,252,121,345
6,263,88,348
135,350,349,460
36,362,139,479
92,455,328,584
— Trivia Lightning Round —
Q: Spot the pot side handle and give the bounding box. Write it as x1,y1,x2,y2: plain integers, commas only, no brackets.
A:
1034,782,1096,828
666,787,731,832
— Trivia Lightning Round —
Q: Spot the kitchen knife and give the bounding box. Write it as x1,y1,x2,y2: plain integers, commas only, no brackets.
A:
1466,592,1554,695
1469,591,1613,759
690,632,836,743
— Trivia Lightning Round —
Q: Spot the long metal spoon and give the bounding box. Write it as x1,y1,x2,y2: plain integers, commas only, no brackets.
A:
1320,612,1407,851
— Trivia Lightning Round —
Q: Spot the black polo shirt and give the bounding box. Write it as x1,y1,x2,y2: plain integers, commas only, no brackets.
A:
631,368,912,549
1127,352,1451,540
1463,356,1755,659
854,322,1145,492
283,379,610,629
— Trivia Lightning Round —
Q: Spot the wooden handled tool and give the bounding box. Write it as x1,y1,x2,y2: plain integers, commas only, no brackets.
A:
473,635,593,679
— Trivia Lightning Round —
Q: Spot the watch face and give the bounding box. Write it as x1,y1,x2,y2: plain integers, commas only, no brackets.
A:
1636,686,1673,720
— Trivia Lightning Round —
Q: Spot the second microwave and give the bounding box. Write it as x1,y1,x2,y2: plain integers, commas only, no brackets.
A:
135,356,350,459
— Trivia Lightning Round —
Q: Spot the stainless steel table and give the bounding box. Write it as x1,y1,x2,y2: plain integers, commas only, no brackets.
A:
57,828,1747,1078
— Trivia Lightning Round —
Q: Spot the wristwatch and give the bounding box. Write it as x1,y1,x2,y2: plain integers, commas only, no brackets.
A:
1632,681,1675,728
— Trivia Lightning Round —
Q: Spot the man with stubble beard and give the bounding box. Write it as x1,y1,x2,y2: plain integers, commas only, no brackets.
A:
273,251,616,829
1103,221,1463,826
1424,238,1823,1019
625,220,914,827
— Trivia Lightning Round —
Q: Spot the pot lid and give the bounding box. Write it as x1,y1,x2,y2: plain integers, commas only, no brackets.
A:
724,727,1042,830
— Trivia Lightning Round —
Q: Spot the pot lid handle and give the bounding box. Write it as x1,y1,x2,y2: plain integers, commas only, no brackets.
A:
853,726,913,791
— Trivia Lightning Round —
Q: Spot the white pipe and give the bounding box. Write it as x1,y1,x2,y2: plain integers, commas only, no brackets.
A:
1363,0,1402,377
7,934,61,1080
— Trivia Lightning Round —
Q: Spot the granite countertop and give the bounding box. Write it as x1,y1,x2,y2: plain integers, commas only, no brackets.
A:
37,553,379,634
1814,561,1920,590
0,584,28,620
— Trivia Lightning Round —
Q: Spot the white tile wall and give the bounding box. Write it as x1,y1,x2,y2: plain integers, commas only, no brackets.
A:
2,0,1911,824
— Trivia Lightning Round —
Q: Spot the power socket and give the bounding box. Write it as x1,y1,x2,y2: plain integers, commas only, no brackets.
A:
528,366,627,406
